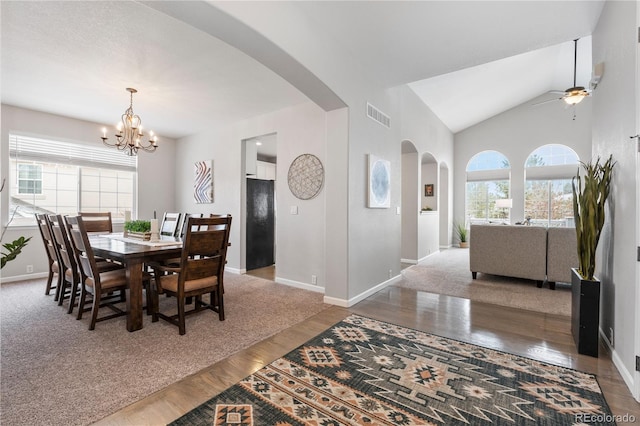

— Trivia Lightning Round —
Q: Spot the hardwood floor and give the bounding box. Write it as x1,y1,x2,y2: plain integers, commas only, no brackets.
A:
246,264,275,281
95,286,639,425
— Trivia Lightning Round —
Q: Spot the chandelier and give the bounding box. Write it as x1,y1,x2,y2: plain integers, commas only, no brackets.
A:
100,88,158,156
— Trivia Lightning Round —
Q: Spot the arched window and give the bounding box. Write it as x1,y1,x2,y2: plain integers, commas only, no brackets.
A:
524,144,579,227
465,151,511,224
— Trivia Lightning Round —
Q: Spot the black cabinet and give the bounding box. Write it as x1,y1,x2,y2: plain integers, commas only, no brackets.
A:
571,268,600,357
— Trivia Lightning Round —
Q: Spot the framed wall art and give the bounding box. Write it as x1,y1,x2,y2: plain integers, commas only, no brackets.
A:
367,154,390,208
287,153,324,200
425,184,434,197
194,160,214,203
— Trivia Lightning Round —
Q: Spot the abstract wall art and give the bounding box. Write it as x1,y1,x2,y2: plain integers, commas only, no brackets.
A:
367,154,390,208
194,160,213,203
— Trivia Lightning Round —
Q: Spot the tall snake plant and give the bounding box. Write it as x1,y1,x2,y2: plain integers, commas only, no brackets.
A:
571,155,615,281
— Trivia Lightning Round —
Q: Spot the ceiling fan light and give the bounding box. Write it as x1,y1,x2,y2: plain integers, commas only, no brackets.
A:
564,93,587,105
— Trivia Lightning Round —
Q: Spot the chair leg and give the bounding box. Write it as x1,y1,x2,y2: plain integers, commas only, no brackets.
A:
67,280,80,314
57,278,68,306
77,286,88,320
215,290,225,321
89,291,101,330
45,268,54,296
177,297,186,335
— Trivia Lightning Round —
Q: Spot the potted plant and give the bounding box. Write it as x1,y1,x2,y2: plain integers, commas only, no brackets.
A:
570,155,615,357
454,222,468,248
124,220,152,240
0,178,32,269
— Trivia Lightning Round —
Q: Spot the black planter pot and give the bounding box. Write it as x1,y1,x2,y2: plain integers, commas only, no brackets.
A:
571,268,600,357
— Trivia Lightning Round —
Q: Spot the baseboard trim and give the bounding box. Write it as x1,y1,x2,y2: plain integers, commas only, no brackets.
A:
400,258,417,264
0,272,48,284
417,250,440,263
275,277,324,293
323,274,402,307
440,244,452,249
225,266,244,275
600,328,638,401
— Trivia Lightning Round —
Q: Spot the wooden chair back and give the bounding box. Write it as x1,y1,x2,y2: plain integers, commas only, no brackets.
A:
35,213,59,266
35,213,61,296
160,212,182,237
179,215,232,286
78,211,113,234
64,215,102,285
48,214,80,310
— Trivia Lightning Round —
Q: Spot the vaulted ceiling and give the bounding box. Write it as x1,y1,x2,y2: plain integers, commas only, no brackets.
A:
1,1,605,138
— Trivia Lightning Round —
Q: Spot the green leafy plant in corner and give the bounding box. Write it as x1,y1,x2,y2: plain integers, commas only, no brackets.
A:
454,221,468,243
1,236,32,269
0,178,32,269
571,155,615,281
124,220,151,233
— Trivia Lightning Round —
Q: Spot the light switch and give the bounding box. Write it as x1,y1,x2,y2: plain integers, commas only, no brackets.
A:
290,206,298,215
396,206,401,215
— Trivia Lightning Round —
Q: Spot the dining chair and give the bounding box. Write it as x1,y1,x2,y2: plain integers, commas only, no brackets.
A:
148,215,232,335
160,212,182,237
65,215,129,329
78,211,113,234
35,214,62,299
49,214,123,314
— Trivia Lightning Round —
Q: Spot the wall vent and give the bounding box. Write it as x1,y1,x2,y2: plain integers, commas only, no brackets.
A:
366,102,391,128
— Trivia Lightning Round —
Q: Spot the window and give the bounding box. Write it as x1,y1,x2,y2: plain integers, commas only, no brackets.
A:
465,151,511,223
8,134,136,226
524,144,579,227
17,164,43,194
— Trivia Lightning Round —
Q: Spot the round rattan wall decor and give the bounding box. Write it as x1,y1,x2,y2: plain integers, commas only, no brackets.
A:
287,154,324,200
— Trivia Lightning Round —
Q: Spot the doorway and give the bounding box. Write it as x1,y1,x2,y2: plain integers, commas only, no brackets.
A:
243,133,277,280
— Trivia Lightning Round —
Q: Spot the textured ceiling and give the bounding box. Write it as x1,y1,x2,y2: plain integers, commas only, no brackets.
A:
1,1,606,139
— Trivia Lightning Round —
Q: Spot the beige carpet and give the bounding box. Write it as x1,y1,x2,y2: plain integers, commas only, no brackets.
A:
0,273,329,426
396,248,571,316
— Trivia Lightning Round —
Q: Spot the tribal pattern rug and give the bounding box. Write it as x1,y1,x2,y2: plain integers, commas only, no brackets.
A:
171,315,614,425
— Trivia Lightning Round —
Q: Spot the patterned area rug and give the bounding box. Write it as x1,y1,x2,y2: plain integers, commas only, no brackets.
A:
171,315,614,425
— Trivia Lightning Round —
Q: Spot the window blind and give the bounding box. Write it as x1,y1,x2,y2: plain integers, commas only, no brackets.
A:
9,134,137,172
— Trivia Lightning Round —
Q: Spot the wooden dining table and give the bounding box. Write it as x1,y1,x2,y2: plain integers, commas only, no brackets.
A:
90,234,182,332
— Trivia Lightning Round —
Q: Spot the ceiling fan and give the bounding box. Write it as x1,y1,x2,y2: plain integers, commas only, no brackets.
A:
534,38,595,107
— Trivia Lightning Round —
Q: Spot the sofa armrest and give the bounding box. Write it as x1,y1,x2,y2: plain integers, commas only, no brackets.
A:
546,227,578,284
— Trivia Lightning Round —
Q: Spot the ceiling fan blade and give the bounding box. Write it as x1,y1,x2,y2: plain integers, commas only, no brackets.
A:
549,90,567,95
532,97,563,106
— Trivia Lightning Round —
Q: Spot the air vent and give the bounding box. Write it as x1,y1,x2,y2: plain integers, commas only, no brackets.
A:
366,102,390,128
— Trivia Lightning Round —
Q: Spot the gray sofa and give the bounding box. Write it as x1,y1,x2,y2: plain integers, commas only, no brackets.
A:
546,227,579,289
469,224,577,289
470,225,547,286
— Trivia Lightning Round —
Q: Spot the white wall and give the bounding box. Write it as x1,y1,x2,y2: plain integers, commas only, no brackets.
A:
421,162,438,210
591,0,639,399
206,3,455,304
174,101,328,291
401,150,418,262
0,104,177,281
454,95,592,231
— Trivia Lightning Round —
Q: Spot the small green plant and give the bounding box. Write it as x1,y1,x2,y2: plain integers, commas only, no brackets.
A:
572,155,615,281
124,220,151,233
1,236,32,269
454,221,468,243
0,178,32,269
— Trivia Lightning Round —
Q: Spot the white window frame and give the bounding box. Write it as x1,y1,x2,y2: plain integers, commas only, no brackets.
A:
17,163,43,195
8,134,137,226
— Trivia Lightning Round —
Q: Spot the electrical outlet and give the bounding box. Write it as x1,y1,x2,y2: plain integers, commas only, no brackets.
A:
388,269,392,279
26,265,33,273
311,275,317,285
609,327,614,347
